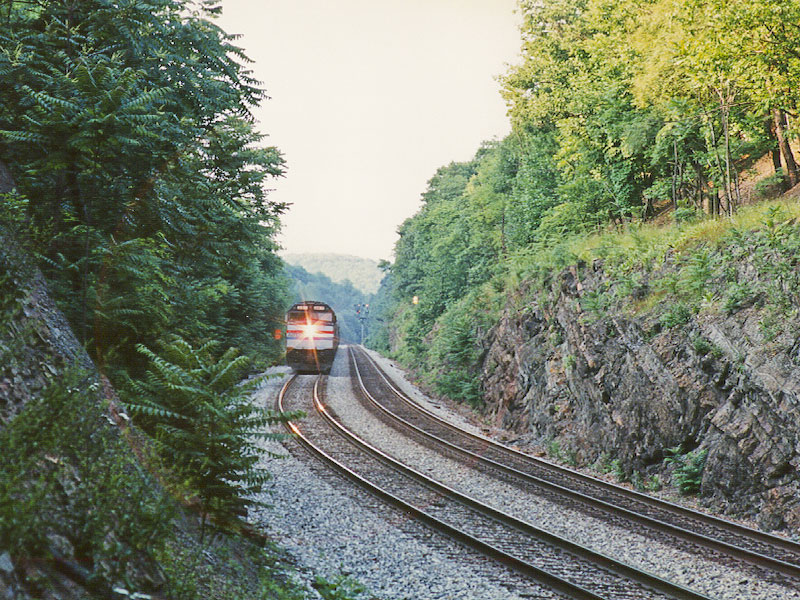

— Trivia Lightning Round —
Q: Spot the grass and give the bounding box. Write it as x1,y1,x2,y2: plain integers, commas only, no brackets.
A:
508,197,800,292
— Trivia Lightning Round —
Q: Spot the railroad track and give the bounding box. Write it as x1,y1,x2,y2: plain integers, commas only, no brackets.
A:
277,371,715,600
348,344,800,585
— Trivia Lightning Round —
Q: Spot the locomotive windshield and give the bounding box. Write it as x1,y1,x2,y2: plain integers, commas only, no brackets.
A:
288,308,334,323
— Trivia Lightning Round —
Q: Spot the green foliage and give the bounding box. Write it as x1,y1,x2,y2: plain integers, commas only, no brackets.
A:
682,250,714,297
123,337,295,526
535,202,589,243
610,458,628,482
660,302,693,328
0,0,289,378
0,367,174,592
723,281,757,314
664,446,708,495
753,171,788,201
593,453,613,474
427,291,495,408
691,335,713,356
646,474,663,492
674,205,700,224
547,439,563,461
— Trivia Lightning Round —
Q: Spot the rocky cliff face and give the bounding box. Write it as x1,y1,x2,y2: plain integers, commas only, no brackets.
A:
481,255,800,533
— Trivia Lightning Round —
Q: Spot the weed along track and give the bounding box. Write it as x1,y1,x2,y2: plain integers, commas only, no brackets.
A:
276,355,718,600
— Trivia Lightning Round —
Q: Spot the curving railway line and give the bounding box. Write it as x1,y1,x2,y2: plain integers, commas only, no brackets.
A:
346,344,800,585
272,345,800,599
278,370,716,598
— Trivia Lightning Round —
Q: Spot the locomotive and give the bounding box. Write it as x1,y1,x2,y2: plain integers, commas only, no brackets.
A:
285,301,339,373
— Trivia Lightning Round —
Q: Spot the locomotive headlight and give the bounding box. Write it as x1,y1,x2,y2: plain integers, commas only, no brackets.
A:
301,323,318,338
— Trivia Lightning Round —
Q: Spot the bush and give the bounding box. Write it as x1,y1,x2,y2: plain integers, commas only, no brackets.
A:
753,170,787,200
691,335,713,356
535,202,588,243
723,281,757,314
674,204,700,224
427,289,499,408
124,336,295,527
660,302,693,328
664,446,708,495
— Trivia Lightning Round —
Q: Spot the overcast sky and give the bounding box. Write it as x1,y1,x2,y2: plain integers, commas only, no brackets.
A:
218,0,521,262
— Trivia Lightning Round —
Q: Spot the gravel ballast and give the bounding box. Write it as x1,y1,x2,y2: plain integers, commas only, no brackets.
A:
249,348,799,600
249,361,549,600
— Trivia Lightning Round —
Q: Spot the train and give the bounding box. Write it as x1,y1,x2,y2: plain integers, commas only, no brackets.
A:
285,300,340,374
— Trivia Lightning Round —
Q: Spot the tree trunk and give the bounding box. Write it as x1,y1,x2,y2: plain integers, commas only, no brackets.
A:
773,108,798,187
694,163,705,210
717,85,738,215
767,117,783,174
705,108,726,216
671,141,679,210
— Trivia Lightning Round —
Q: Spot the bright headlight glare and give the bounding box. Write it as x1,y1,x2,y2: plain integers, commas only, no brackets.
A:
301,323,318,338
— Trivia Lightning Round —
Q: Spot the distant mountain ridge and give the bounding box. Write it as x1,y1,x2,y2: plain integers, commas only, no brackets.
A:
282,252,383,295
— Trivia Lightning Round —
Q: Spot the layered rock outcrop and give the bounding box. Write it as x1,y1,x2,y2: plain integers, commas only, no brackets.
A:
481,258,800,532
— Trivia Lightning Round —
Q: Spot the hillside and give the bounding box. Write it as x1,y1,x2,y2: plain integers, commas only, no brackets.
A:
283,253,384,295
379,196,800,533
0,167,318,600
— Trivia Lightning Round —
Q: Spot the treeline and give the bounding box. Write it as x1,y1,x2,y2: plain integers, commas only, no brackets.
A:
374,0,800,401
0,0,291,532
0,0,289,377
287,263,373,343
285,252,384,295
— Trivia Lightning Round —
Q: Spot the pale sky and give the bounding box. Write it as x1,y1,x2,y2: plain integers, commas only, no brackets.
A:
218,0,521,262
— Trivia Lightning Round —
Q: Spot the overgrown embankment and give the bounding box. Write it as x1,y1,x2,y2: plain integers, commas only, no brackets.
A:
376,200,800,533
480,204,800,532
0,226,308,599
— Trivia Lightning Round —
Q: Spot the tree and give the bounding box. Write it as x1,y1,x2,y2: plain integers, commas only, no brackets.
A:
0,0,289,376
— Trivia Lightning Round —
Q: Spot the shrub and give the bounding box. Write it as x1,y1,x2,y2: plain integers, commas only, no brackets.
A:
674,204,700,224
660,302,693,328
547,439,563,461
753,170,787,200
664,446,708,495
564,447,578,466
610,458,627,482
682,249,714,297
723,281,757,314
124,336,295,528
646,474,662,492
427,288,500,408
691,335,713,356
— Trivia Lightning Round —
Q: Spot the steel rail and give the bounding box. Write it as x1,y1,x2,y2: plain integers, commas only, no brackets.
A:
277,372,714,600
349,345,800,581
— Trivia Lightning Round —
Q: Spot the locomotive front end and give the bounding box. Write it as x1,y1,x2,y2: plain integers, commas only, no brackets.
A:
285,301,339,374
